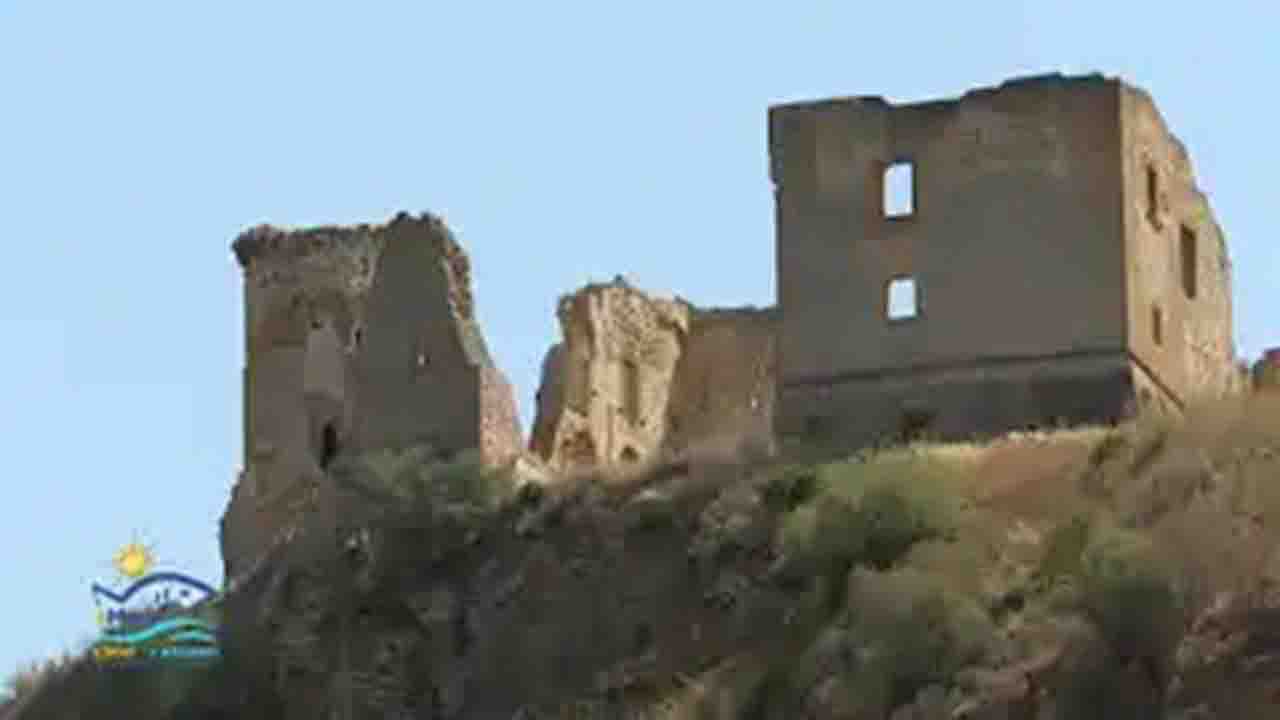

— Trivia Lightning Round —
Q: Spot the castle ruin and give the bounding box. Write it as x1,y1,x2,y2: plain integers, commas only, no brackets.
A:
221,74,1244,574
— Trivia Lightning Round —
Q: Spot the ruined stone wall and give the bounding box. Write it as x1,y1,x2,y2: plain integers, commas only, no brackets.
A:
234,222,383,504
772,74,1127,383
529,342,566,458
478,365,523,466
665,306,777,455
219,474,259,580
1130,359,1182,419
530,282,779,470
349,214,517,458
224,222,382,577
772,74,1131,444
220,468,321,585
781,351,1136,448
529,279,689,471
1121,85,1236,407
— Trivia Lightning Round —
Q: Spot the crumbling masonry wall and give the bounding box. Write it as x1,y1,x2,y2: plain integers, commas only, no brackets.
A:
530,342,567,462
350,214,521,462
770,73,1236,450
665,306,776,456
529,279,689,471
1121,84,1237,409
221,212,522,578
530,280,777,471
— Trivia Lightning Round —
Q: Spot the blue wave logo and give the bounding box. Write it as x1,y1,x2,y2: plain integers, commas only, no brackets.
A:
100,617,218,645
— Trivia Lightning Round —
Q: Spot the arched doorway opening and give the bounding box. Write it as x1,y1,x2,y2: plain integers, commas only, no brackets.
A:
320,423,340,470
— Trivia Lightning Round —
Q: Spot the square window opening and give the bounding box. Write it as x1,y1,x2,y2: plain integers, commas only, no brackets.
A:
883,161,915,218
887,276,919,321
1180,224,1198,299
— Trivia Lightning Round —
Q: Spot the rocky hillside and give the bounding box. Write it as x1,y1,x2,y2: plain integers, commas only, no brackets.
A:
6,393,1280,719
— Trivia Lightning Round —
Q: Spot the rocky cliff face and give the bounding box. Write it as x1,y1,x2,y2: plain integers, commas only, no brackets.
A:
238,456,793,718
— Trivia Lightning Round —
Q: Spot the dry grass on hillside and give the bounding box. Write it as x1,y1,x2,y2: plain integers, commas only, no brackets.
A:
734,393,1280,717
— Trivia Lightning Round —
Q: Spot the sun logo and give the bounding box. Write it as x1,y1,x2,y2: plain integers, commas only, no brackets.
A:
112,539,157,581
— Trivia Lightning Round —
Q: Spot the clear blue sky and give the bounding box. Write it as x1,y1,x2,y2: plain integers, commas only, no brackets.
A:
0,2,1274,677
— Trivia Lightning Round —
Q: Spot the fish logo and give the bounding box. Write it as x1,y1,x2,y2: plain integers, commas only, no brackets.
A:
91,571,218,629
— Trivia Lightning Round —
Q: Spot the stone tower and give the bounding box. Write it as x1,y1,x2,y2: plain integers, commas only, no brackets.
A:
769,73,1238,450
220,211,522,578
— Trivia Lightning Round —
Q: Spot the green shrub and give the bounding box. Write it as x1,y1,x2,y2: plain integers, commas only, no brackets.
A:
344,444,433,500
1037,521,1183,662
899,531,991,600
845,568,993,712
1038,514,1093,585
1077,527,1183,665
428,449,513,510
776,456,953,585
761,464,818,512
776,503,820,560
855,483,945,570
1051,619,1158,720
346,446,512,512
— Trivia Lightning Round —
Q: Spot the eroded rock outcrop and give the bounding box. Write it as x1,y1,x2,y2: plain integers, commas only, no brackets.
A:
216,449,820,720
531,278,777,472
